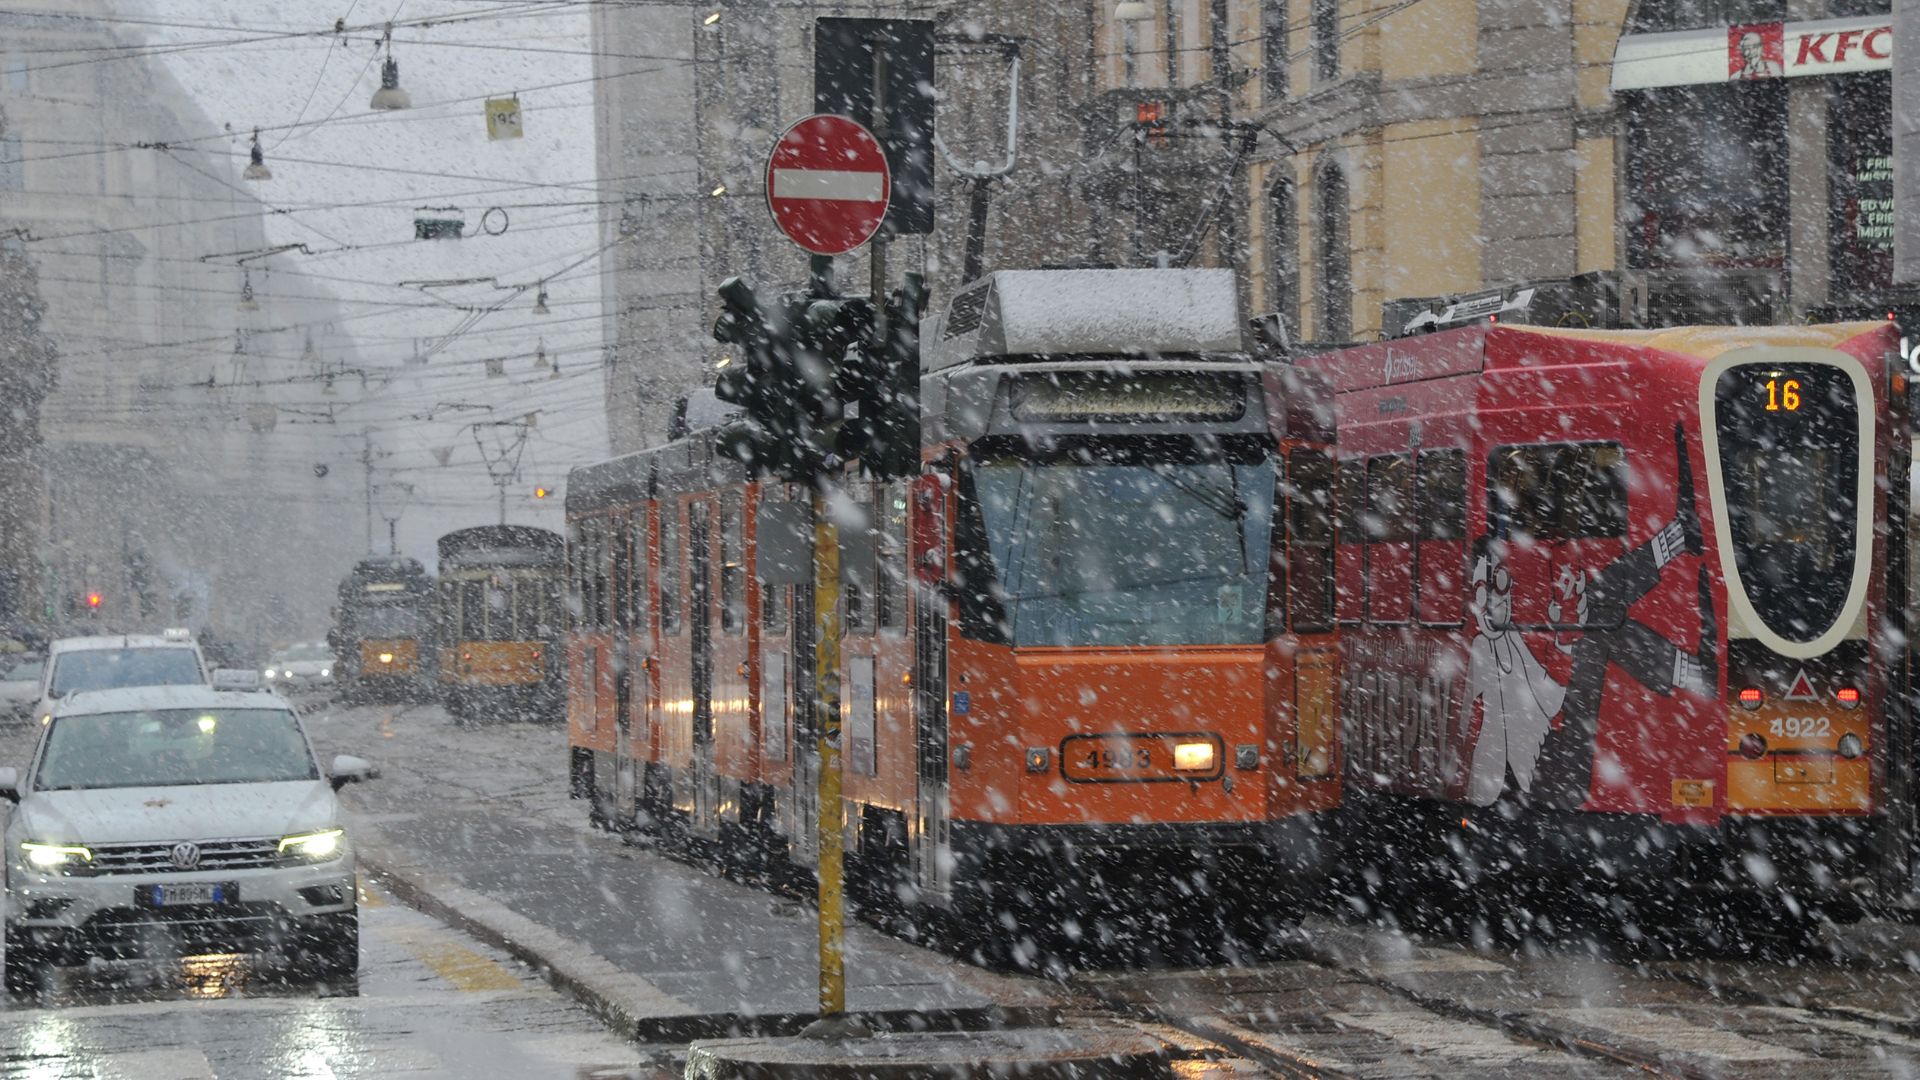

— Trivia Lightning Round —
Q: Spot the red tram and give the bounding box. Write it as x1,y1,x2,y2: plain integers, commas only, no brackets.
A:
1299,320,1906,932
565,269,1342,954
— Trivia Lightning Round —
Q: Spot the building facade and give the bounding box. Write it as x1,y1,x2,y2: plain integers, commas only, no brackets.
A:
0,1,365,643
592,0,1889,436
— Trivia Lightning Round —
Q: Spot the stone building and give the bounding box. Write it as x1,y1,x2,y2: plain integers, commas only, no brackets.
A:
0,1,364,642
591,0,1891,440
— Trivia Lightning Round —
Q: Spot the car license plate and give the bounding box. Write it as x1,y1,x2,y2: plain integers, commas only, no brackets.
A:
144,882,234,907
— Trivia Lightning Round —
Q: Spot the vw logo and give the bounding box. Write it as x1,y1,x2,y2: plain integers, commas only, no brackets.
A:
170,842,201,870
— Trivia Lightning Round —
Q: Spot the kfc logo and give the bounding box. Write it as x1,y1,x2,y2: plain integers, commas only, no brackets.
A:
1729,23,1785,78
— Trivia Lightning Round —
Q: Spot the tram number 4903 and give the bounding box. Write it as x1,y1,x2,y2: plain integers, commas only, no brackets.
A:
1769,715,1831,738
1764,377,1802,412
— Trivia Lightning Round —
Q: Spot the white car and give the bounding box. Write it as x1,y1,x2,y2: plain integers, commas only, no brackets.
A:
264,643,334,689
1,680,378,993
0,656,41,722
31,633,208,728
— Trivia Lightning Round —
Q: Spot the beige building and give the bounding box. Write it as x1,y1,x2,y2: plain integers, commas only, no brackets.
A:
0,1,365,641
1091,0,1892,339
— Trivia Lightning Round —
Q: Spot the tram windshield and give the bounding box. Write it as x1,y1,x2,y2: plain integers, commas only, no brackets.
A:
1714,360,1860,643
965,444,1275,648
346,601,425,639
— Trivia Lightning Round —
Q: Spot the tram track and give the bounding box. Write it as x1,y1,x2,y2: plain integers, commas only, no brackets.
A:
1282,937,1709,1080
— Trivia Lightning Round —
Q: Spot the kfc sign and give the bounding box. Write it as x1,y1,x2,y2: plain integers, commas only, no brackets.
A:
1615,15,1892,90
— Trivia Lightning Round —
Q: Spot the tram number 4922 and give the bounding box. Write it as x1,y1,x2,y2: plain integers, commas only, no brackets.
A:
1084,746,1152,771
1769,715,1831,738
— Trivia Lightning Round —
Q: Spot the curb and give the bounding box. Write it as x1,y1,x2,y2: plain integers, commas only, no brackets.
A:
358,837,1059,1045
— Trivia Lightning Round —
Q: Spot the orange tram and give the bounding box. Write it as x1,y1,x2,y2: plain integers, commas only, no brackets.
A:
568,265,1920,952
564,269,1343,954
436,526,567,724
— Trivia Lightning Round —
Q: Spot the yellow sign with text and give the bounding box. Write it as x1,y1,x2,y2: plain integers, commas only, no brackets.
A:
485,97,522,141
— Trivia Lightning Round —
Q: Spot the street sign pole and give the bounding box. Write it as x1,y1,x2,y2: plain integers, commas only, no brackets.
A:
759,84,898,1027
812,484,845,1016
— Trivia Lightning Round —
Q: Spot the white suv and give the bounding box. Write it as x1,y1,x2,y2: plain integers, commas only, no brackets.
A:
32,633,208,728
1,682,378,993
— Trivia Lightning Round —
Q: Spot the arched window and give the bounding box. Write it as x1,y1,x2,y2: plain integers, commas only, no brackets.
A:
1313,160,1351,342
1267,176,1300,340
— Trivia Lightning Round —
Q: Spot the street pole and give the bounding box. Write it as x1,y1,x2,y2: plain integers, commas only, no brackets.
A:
812,482,845,1016
361,433,376,555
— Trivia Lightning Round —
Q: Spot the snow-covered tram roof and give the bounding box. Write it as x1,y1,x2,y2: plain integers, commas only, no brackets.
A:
928,269,1245,370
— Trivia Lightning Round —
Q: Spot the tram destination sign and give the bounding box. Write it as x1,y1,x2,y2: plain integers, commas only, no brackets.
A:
1010,372,1248,423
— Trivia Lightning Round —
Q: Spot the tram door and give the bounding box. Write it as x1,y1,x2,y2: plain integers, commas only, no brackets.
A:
610,513,637,822
689,501,718,838
910,474,952,901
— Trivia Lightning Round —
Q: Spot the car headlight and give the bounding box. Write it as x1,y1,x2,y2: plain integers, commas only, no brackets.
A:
21,841,92,870
320,668,331,677
278,828,345,861
263,669,276,679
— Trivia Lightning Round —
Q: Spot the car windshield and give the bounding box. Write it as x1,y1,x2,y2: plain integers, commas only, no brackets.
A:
50,647,202,696
3,658,41,682
36,708,319,790
279,644,331,662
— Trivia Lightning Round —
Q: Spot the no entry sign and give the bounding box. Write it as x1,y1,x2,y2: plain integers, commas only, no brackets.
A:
765,114,891,256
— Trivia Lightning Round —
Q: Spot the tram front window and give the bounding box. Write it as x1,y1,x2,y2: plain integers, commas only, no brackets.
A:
967,449,1275,647
1714,360,1860,643
349,603,423,639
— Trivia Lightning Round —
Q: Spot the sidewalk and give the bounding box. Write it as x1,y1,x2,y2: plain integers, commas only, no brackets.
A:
348,797,1062,1041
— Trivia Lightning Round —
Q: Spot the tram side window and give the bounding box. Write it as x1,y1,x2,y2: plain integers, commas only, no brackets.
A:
592,520,612,629
629,507,649,633
461,580,485,641
721,492,746,635
659,506,682,634
1417,450,1466,540
1288,449,1336,632
1488,443,1628,541
1364,455,1416,542
876,481,908,634
567,522,585,631
846,484,877,638
762,580,788,634
1335,459,1365,543
611,516,633,633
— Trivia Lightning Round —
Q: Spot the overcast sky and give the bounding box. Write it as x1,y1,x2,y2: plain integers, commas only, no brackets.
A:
127,0,609,563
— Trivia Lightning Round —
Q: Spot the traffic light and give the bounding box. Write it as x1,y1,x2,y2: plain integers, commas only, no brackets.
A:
835,272,925,479
710,260,923,483
84,591,103,614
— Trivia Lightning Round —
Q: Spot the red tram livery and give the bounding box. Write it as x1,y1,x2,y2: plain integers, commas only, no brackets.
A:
565,269,1342,950
1300,321,1906,929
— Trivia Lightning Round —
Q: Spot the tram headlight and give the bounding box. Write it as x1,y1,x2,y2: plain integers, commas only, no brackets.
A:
379,652,394,664
1172,741,1217,772
1738,733,1768,759
1838,732,1865,759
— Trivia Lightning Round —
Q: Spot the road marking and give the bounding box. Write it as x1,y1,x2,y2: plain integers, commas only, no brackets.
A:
1328,1010,1566,1065
1753,1006,1920,1050
1544,1007,1806,1062
92,1048,215,1080
381,922,524,992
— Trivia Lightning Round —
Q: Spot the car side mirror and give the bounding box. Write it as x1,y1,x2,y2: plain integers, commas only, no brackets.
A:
0,767,19,803
329,754,380,791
